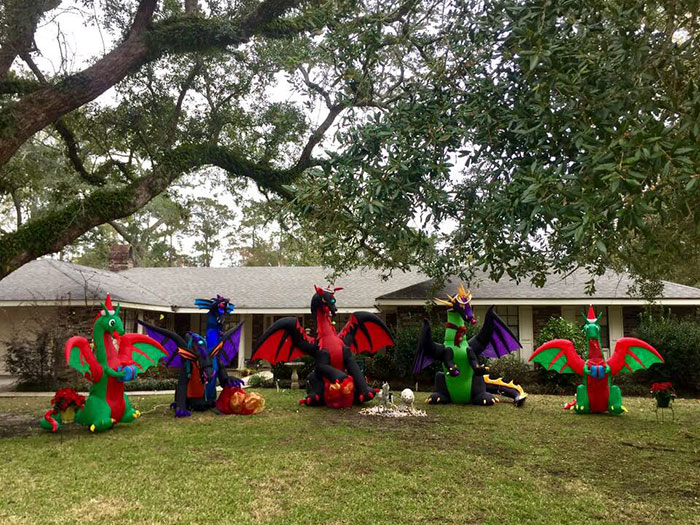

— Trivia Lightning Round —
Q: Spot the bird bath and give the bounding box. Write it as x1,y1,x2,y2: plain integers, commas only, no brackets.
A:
285,362,305,389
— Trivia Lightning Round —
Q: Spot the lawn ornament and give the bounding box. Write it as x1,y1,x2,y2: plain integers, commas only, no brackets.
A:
252,285,393,408
377,382,393,409
359,384,426,418
40,294,167,433
400,388,415,407
413,285,528,406
530,305,664,414
139,295,251,416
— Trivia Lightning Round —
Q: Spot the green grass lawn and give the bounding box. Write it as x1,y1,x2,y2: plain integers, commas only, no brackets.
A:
1,391,699,524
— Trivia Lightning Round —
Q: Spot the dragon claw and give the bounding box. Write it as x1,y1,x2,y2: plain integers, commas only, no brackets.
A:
90,424,96,432
133,410,140,419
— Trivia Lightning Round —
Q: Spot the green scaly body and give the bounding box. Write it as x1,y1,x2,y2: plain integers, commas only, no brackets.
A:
443,311,474,404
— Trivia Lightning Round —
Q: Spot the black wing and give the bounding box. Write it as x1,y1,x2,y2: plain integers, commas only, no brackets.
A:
469,306,522,358
338,311,394,355
251,317,317,364
137,321,193,368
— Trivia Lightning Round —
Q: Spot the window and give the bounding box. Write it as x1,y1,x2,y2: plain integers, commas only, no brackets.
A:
494,305,519,339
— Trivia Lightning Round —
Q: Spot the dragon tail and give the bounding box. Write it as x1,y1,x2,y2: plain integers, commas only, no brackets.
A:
39,409,62,432
483,375,528,407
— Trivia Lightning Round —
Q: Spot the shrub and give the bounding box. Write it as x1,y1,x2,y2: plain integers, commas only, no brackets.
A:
124,378,179,391
5,328,75,390
486,354,532,385
534,317,586,393
247,373,275,388
634,313,700,394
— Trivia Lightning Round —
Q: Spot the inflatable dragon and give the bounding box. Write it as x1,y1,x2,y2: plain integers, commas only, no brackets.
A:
41,294,167,432
530,305,663,414
139,295,248,417
413,284,528,406
252,285,393,408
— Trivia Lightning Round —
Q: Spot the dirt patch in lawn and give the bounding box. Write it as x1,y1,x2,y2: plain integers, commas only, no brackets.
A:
0,413,40,438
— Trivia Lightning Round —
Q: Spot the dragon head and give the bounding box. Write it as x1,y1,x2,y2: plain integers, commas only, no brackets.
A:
195,294,234,316
312,284,343,318
582,305,603,341
435,283,476,325
94,294,125,338
186,332,215,385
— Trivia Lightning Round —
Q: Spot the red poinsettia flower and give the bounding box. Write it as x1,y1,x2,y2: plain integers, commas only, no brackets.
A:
51,388,86,411
649,382,672,392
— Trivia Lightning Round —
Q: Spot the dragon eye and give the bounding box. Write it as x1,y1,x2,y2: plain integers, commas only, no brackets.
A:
108,319,116,327
330,298,336,304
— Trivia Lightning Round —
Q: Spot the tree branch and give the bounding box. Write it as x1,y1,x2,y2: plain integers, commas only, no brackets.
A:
0,0,60,80
0,0,313,172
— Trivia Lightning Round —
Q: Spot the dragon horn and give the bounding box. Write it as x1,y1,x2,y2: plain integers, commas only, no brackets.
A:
333,286,344,292
314,285,325,295
434,297,453,307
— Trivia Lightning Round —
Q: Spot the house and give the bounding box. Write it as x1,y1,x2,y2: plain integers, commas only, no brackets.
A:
1,256,699,379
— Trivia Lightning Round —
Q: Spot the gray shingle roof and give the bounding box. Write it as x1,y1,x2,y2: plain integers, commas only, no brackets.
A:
0,259,169,305
3,261,699,310
0,260,170,305
377,269,700,301
0,260,427,311
121,266,427,310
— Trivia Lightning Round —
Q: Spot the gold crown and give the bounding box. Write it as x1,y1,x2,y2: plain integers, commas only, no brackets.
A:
435,283,472,307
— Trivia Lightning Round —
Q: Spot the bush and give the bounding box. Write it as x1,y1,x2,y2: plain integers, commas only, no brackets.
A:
247,373,275,388
486,354,532,385
634,313,700,394
534,317,587,393
124,378,179,391
5,328,75,390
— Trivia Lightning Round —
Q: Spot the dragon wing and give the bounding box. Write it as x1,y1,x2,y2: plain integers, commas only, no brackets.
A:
117,333,167,373
137,321,191,368
251,317,317,364
65,336,103,383
412,319,443,373
211,322,244,367
529,339,585,375
338,311,394,355
607,337,663,375
473,306,522,358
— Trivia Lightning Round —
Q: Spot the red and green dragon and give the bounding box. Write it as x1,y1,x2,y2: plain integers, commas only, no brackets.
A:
530,305,664,414
41,295,167,432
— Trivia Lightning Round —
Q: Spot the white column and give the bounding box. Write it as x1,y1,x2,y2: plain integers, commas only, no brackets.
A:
137,310,144,333
518,305,533,362
608,305,624,353
237,314,254,370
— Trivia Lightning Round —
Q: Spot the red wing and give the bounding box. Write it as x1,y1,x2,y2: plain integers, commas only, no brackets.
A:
116,333,167,373
338,311,394,355
65,336,103,383
251,317,317,364
529,339,585,375
607,337,664,375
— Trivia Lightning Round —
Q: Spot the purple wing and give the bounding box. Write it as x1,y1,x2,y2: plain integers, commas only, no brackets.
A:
478,307,522,359
212,322,243,367
137,321,188,368
413,319,438,373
